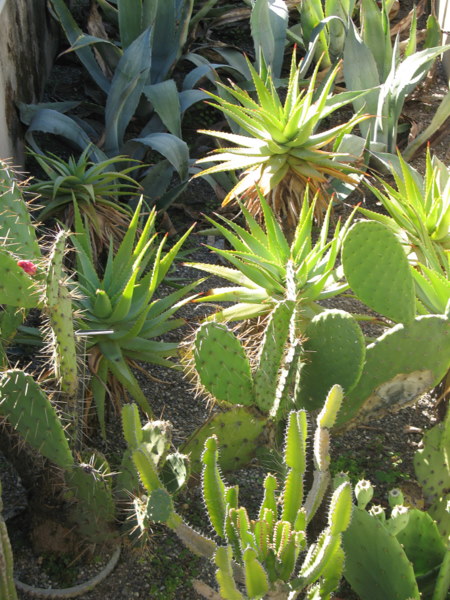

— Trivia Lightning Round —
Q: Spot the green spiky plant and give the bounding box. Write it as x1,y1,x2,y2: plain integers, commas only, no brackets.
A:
194,50,369,236
28,147,141,262
124,390,353,599
72,198,200,436
342,475,450,600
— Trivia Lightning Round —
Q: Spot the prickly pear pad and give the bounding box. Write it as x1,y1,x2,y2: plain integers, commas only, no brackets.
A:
298,310,365,410
0,370,73,469
336,315,450,428
194,322,253,405
342,220,416,324
414,423,450,541
343,508,420,600
0,249,40,308
182,407,267,473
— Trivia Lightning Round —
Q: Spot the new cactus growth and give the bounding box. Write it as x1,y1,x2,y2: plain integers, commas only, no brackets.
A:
126,391,352,599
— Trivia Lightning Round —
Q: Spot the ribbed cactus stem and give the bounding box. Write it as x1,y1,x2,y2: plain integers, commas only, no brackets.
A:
281,411,307,525
122,403,144,450
215,546,244,600
0,481,18,600
44,230,79,441
317,385,343,429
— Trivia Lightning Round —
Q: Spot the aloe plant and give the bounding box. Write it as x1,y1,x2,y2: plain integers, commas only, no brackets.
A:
125,393,353,599
194,50,369,235
72,198,200,435
28,147,140,261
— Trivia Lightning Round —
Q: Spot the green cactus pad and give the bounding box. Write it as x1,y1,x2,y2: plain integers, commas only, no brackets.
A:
160,452,190,495
0,370,73,469
343,508,420,600
182,408,267,474
253,300,295,413
193,322,253,405
65,451,117,544
414,422,450,541
396,509,446,577
0,160,40,260
145,489,175,523
336,316,450,428
342,220,415,324
297,310,365,410
0,249,39,308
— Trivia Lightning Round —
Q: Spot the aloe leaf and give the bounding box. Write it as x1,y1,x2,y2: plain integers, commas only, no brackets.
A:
251,0,288,79
104,28,153,155
143,80,182,137
135,132,189,180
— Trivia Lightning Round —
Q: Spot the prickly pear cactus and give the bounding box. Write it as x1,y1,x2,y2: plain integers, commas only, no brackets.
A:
343,507,420,600
64,451,117,544
342,220,416,324
336,315,450,428
193,322,254,405
182,407,267,473
414,409,450,541
44,230,79,401
0,370,74,469
0,160,40,260
0,480,18,600
298,309,366,410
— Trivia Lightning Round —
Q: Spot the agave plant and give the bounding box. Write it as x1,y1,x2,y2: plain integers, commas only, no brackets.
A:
72,199,200,436
28,147,141,261
194,50,369,237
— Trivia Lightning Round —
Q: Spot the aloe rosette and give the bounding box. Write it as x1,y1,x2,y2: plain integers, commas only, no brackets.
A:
189,192,354,325
72,198,200,435
194,50,369,235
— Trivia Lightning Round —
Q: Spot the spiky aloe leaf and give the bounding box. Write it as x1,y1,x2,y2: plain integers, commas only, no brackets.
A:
342,220,416,324
193,322,254,405
298,310,365,410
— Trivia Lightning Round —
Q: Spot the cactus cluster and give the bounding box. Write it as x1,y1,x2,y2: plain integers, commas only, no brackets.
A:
125,386,352,599
343,479,450,600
